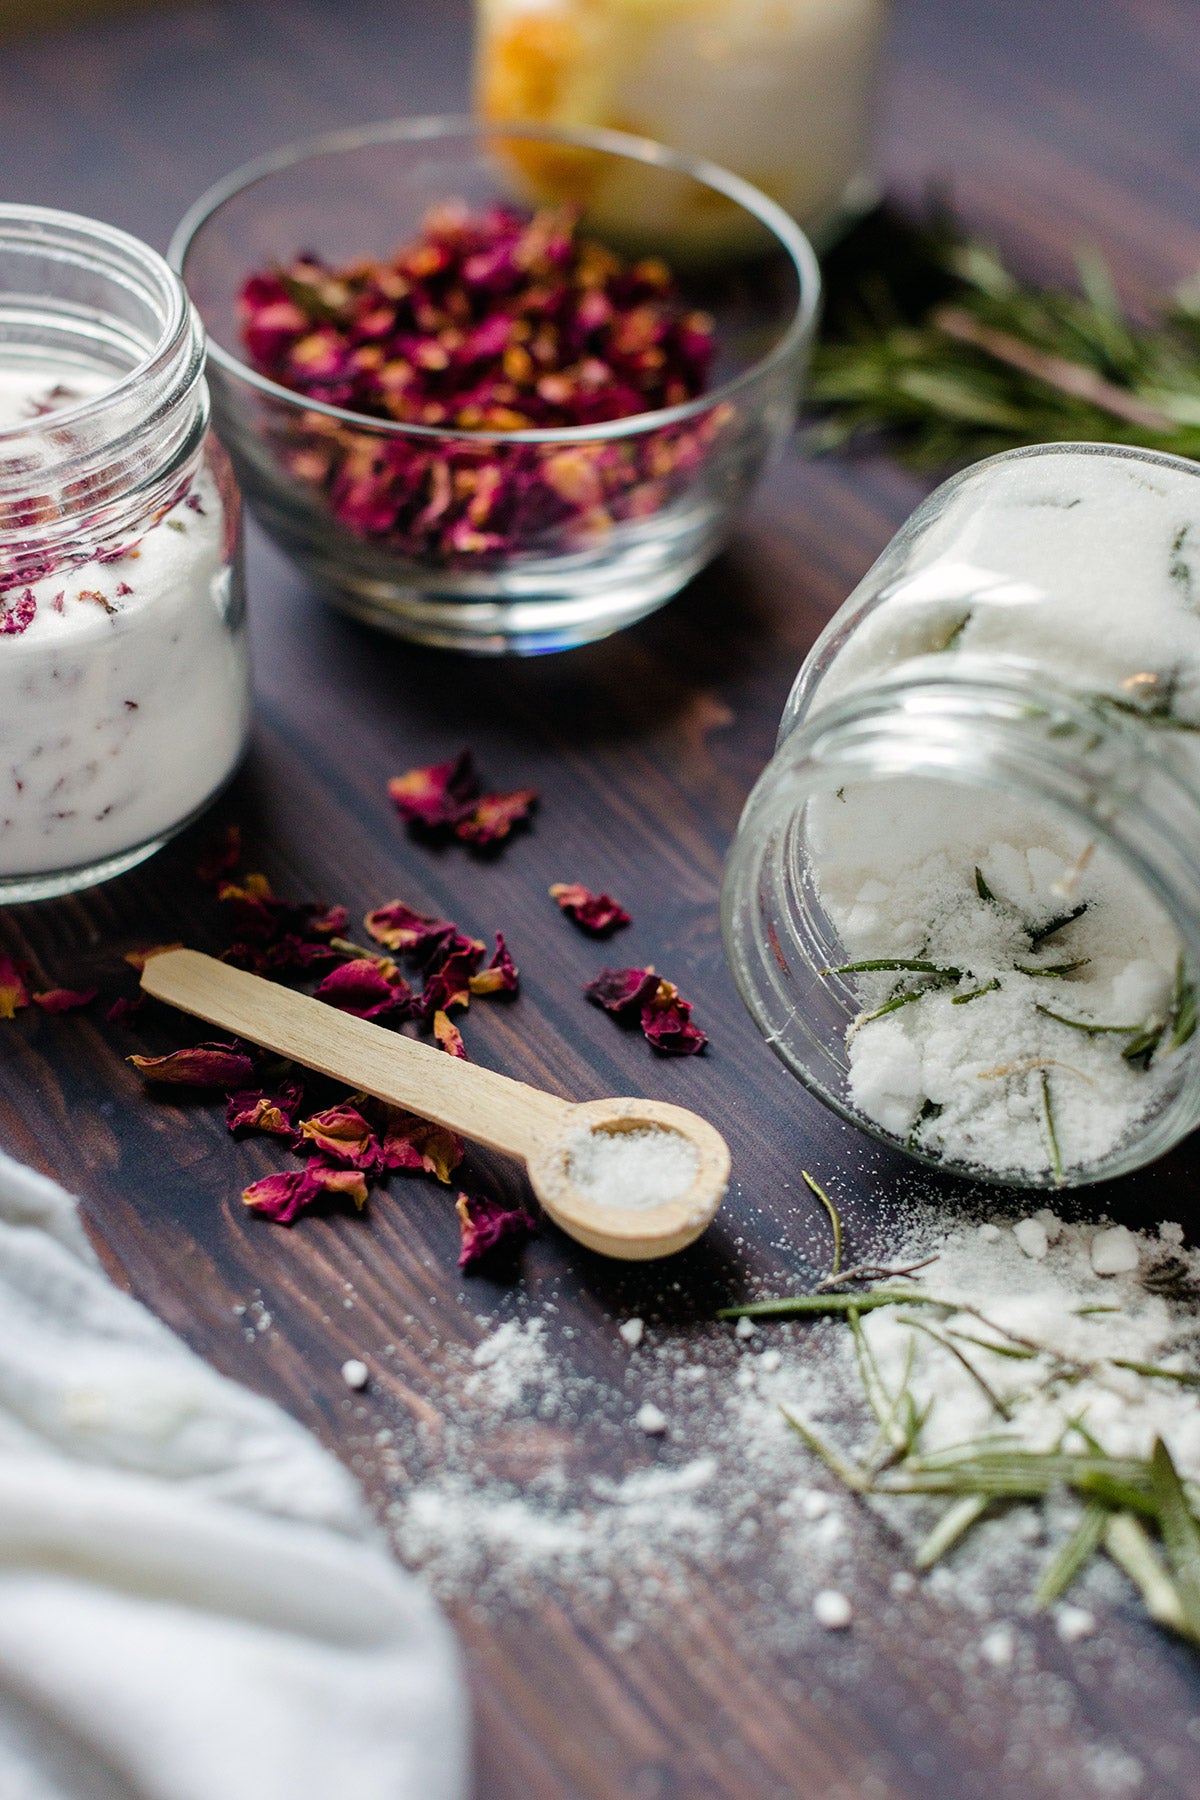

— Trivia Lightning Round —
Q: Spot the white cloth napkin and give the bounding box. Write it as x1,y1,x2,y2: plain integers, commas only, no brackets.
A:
0,1148,468,1800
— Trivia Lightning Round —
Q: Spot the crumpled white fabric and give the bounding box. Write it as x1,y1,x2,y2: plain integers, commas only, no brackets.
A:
0,1148,468,1800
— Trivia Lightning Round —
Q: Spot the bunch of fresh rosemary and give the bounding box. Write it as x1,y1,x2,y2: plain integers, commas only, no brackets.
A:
810,205,1200,469
720,1175,1200,1647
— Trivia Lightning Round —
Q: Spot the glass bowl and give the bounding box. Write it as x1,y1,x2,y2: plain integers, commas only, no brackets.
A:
169,117,819,654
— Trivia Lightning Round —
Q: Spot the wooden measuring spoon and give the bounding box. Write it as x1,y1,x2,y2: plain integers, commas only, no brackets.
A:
141,949,730,1260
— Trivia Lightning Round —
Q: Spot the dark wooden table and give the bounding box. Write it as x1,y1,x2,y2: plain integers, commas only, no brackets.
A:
5,3,1200,1796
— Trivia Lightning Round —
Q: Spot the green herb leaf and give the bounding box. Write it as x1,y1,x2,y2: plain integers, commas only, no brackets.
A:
1104,1512,1187,1636
953,978,1000,1006
717,1289,939,1322
915,1493,991,1570
1034,1501,1109,1609
802,1169,842,1277
1029,904,1088,948
1149,1439,1200,1643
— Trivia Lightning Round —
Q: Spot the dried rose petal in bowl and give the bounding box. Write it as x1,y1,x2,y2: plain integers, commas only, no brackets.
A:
171,119,817,652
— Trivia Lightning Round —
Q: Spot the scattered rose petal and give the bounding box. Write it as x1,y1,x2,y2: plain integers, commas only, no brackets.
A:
242,1161,368,1225
372,1103,464,1184
129,1042,256,1088
298,1102,384,1171
433,1010,468,1058
641,979,708,1055
455,788,538,847
242,1168,320,1225
584,965,660,1018
456,1191,537,1270
310,1164,370,1210
196,824,242,884
0,589,36,635
226,1080,305,1139
0,954,31,1019
550,883,631,936
32,987,97,1013
388,751,480,829
124,943,184,972
364,900,457,957
468,932,519,996
312,958,411,1020
417,941,485,1022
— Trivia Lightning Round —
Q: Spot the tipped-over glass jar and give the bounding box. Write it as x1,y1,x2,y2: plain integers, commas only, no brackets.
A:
0,205,249,901
723,443,1200,1188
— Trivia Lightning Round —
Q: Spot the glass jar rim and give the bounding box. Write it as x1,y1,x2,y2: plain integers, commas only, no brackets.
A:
0,202,199,445
167,112,821,447
723,667,1200,1186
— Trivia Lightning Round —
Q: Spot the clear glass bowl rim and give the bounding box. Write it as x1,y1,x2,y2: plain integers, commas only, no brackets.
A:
0,201,197,445
167,113,821,448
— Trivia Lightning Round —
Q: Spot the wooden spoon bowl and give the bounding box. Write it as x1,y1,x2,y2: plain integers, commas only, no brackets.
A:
141,949,730,1261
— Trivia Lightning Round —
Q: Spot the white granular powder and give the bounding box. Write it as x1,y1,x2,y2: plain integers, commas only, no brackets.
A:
566,1125,699,1210
812,1588,853,1629
804,449,1200,1181
340,1358,369,1390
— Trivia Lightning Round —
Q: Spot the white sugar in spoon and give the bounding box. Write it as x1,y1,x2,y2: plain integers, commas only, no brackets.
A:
141,949,730,1260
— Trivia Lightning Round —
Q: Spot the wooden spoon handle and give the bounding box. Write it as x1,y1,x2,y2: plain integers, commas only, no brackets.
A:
140,948,572,1162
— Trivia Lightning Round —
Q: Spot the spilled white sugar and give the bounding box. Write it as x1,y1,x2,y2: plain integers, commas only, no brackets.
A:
566,1125,698,1210
342,1195,1200,1795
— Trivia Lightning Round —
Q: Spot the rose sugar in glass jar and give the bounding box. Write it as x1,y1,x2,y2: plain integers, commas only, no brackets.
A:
0,205,249,901
723,444,1200,1188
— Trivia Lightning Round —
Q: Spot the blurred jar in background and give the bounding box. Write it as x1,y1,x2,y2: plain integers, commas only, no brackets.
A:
475,0,888,257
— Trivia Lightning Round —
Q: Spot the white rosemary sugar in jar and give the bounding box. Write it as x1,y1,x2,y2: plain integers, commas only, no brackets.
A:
724,445,1200,1186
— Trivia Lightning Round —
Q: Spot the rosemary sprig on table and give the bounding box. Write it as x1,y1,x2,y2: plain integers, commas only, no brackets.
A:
720,1180,1200,1647
811,204,1200,469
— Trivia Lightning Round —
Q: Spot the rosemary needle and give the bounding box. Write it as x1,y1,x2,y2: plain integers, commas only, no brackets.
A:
802,1169,842,1276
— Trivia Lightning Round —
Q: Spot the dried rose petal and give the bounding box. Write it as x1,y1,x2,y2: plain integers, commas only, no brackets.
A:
550,883,631,937
454,788,538,847
32,987,97,1013
456,1191,537,1270
226,1080,305,1139
364,899,456,957
196,824,242,885
243,1161,368,1225
124,943,184,972
640,978,708,1056
468,932,519,997
0,954,31,1019
106,995,144,1027
298,1102,384,1171
388,751,479,829
129,1042,256,1088
433,1010,467,1058
242,1168,320,1225
584,966,660,1018
311,1165,370,1210
0,589,36,635
372,1103,463,1184
416,941,484,1022
312,958,411,1020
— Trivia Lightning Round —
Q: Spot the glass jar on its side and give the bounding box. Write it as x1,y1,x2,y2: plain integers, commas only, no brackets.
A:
0,205,250,900
722,443,1200,1188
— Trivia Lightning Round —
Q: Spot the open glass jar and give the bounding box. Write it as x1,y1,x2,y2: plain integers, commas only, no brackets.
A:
0,205,249,901
723,444,1200,1188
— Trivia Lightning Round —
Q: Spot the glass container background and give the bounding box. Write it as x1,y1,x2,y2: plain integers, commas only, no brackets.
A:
170,118,818,656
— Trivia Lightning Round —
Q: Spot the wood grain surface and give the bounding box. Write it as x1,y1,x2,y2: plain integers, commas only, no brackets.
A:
4,3,1200,1796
